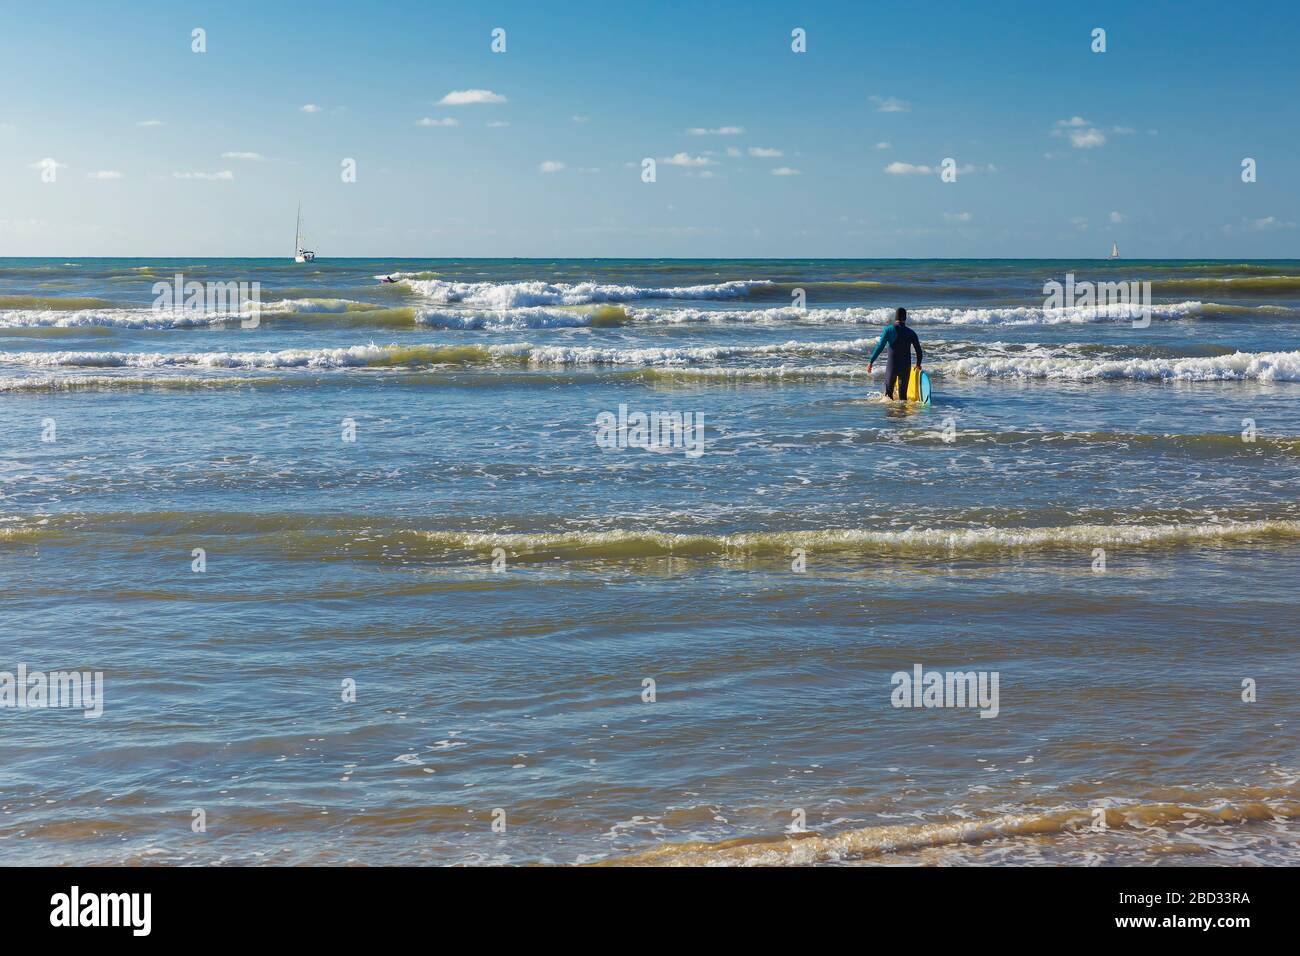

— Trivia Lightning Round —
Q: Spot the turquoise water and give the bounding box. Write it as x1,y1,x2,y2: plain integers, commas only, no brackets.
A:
2,258,1298,865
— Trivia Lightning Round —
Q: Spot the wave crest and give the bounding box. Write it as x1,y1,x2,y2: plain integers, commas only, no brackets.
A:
950,349,1300,382
603,790,1300,866
392,276,771,308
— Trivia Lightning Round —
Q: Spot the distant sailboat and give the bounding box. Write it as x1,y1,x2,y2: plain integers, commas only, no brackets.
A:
294,204,316,263
1108,241,1120,259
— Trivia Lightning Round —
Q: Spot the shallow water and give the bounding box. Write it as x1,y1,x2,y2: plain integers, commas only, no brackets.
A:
1,258,1297,865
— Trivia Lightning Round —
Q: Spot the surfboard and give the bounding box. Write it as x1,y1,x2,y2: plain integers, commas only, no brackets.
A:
918,370,932,405
906,366,922,401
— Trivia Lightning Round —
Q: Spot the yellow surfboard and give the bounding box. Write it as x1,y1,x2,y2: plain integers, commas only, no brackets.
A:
906,366,922,401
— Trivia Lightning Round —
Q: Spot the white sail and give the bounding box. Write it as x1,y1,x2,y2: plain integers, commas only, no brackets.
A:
1109,242,1120,259
293,203,316,262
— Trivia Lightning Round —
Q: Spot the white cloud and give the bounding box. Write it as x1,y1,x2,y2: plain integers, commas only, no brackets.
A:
771,167,800,176
725,146,742,158
173,170,234,180
1109,211,1125,223
1111,126,1136,134
884,162,932,175
415,117,459,127
136,119,164,127
748,146,783,158
571,115,590,124
660,152,716,167
1070,128,1106,148
874,141,891,150
221,151,265,161
1242,216,1296,232
438,89,506,106
944,211,972,222
870,95,910,113
1220,217,1295,235
886,160,994,177
687,126,744,135
87,170,123,180
1052,117,1106,148
539,160,566,174
299,104,323,113
486,121,510,128
28,158,66,171
1070,216,1089,231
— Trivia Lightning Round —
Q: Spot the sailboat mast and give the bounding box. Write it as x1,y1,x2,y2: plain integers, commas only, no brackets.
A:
295,204,302,253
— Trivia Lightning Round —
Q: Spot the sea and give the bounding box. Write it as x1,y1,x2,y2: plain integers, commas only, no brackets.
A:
1,257,1297,865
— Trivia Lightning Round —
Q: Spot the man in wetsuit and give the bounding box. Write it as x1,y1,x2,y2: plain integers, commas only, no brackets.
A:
867,307,923,400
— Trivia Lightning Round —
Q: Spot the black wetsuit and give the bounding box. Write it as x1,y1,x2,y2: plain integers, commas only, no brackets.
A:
869,322,923,399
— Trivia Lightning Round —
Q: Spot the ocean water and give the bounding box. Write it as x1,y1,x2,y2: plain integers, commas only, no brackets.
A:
1,258,1297,866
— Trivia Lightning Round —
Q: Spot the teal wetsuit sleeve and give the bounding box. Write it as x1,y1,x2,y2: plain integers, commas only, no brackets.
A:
868,326,894,364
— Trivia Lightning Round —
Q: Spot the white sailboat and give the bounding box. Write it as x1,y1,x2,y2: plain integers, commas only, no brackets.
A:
1108,241,1120,259
293,204,316,263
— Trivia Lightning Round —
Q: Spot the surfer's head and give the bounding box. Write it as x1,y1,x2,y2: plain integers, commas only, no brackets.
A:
894,307,907,324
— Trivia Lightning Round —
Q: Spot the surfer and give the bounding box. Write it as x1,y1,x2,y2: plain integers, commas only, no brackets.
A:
380,275,399,284
867,307,923,400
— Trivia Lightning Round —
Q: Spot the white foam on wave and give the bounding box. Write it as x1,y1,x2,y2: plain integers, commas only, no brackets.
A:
394,276,771,309
410,299,1221,330
628,301,1214,326
633,364,869,380
416,518,1300,556
0,298,1270,332
517,338,882,366
261,298,359,314
0,299,396,331
0,373,262,392
413,307,594,330
0,343,409,369
0,339,882,371
2,340,1255,375
0,308,228,330
949,350,1300,382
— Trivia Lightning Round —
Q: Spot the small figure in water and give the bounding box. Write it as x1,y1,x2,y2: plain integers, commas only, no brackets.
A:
867,307,923,400
380,274,399,284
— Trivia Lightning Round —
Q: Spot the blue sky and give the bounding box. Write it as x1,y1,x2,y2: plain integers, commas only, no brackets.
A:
2,0,1297,257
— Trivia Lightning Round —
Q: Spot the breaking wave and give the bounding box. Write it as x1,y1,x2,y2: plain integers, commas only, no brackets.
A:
408,300,1289,329
604,789,1300,866
949,349,1300,382
0,308,231,330
3,299,1293,334
8,341,1294,389
630,301,1269,326
9,512,1299,560
391,276,771,308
